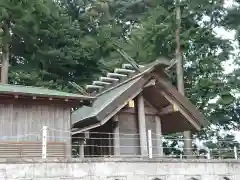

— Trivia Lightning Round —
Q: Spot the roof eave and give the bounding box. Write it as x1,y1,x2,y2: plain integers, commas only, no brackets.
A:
72,116,101,135
0,91,95,101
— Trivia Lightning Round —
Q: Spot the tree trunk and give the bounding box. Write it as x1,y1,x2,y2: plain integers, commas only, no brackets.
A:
1,20,10,84
175,0,192,158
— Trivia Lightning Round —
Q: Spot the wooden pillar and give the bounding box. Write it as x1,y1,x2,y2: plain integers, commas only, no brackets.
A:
108,132,112,155
79,139,85,158
113,115,120,156
66,133,72,158
137,94,148,156
155,116,163,157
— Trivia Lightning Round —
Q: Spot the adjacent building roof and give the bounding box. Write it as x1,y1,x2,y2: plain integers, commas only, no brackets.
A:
0,83,94,104
72,58,208,134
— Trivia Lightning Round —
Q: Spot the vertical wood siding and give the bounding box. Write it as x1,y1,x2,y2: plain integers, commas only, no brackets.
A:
118,113,140,155
0,103,71,157
118,98,160,156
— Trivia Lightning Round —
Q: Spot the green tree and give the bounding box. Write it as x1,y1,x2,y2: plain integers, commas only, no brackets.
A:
0,0,54,83
1,0,116,92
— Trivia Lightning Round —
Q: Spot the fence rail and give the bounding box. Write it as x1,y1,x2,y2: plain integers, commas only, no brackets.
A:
0,126,239,160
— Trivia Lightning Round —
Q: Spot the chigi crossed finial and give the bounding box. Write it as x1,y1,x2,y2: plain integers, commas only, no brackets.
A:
85,63,145,95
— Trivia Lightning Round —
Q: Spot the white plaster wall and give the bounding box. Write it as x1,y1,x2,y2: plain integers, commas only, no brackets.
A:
0,159,239,180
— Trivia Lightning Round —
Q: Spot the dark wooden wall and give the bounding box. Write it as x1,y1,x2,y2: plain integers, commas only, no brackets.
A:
117,99,160,156
118,113,140,156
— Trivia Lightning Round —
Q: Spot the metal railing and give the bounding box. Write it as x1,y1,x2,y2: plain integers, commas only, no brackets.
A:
0,126,239,160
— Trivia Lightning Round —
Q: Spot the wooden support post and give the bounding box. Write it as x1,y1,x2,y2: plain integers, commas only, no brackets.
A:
79,139,85,158
155,116,163,157
137,94,148,156
113,115,120,156
108,132,112,156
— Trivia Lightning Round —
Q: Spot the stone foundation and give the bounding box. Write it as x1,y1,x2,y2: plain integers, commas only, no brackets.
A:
0,158,239,180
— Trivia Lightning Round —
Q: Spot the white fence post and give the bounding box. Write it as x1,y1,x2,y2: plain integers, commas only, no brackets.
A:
234,146,238,159
207,149,211,160
180,151,183,159
42,126,48,159
148,130,152,159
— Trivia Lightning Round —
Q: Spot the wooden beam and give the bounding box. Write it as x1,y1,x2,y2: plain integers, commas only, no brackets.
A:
121,106,158,115
159,105,174,115
159,104,180,115
113,115,120,156
137,93,148,156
